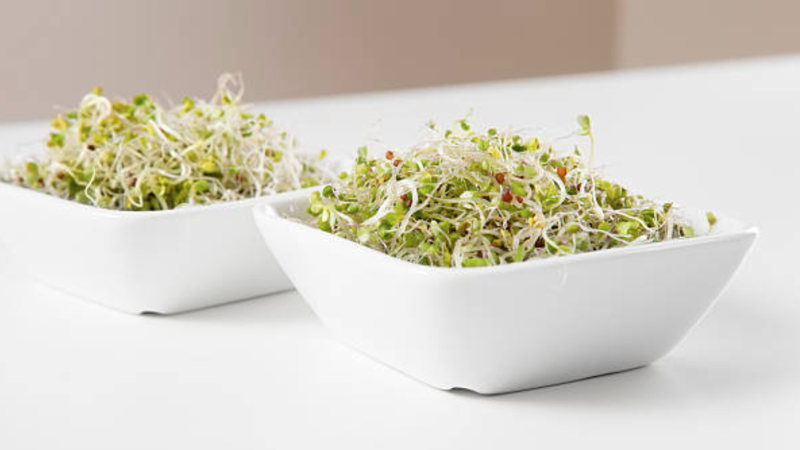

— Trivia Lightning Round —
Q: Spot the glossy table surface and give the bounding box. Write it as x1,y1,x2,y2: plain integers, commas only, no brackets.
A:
1,56,798,450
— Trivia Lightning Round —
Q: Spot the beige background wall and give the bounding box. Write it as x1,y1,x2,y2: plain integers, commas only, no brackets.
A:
0,0,615,121
616,0,800,68
1,0,799,122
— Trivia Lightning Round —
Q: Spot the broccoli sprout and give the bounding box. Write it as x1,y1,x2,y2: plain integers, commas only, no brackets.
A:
309,116,696,268
0,74,333,210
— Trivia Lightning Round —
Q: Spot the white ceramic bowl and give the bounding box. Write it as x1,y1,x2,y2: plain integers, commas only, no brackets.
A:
254,197,758,394
0,181,321,314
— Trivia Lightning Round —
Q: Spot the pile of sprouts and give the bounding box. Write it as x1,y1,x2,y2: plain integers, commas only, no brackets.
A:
0,74,332,210
309,116,711,267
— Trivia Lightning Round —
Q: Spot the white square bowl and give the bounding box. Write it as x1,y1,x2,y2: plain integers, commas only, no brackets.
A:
253,196,758,394
0,181,316,314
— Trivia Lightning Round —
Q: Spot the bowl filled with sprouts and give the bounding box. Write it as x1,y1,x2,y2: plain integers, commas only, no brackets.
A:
0,75,337,314
254,116,758,394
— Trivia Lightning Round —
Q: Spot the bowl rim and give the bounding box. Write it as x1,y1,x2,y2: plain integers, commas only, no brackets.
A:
255,202,759,276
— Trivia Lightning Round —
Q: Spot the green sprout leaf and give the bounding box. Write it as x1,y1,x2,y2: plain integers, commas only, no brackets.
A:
577,114,591,134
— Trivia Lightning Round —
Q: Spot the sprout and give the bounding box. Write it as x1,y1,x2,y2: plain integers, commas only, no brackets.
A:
310,116,696,268
706,211,718,227
0,74,334,210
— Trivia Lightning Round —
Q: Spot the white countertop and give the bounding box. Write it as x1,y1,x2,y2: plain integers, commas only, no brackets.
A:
2,56,799,450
